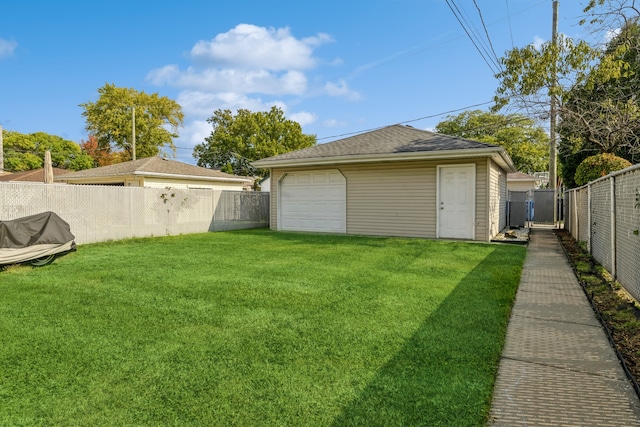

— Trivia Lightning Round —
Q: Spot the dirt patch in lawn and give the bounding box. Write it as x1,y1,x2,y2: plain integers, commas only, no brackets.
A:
555,229,640,390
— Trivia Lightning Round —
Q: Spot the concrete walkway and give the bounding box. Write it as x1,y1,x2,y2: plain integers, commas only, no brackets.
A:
488,226,640,426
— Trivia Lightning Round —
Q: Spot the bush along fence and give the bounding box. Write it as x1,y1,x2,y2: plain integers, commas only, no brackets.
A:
564,164,640,301
0,182,269,245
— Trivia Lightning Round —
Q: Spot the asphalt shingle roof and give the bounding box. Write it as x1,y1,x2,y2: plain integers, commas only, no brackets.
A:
56,156,250,181
508,172,538,180
254,124,499,165
0,167,71,182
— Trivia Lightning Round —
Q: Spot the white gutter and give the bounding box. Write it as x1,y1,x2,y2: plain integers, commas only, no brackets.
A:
133,171,252,183
254,147,517,172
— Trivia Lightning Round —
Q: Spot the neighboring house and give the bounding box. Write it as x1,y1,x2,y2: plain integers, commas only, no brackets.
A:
507,172,540,192
258,177,271,192
253,124,516,241
0,167,71,182
56,156,253,190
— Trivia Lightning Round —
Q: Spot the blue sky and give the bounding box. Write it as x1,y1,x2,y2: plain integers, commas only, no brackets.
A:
0,0,592,164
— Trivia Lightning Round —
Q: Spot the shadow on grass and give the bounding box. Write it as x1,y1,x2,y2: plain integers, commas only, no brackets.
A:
223,228,433,249
330,246,522,427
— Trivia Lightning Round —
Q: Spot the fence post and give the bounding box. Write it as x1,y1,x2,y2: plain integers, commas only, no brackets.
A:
587,184,592,253
573,190,580,240
610,176,616,280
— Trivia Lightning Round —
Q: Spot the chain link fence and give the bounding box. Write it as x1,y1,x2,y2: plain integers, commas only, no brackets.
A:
564,164,640,301
0,183,269,244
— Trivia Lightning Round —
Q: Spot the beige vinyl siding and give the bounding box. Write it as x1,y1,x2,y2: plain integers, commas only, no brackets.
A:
271,158,492,241
488,160,506,239
507,180,537,192
474,160,488,241
344,162,436,238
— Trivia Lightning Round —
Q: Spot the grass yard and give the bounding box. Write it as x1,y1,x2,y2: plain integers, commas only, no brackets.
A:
0,229,526,426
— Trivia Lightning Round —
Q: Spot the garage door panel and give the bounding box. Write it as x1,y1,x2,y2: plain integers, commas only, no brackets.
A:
279,170,346,233
328,172,343,183
297,174,311,184
312,173,328,184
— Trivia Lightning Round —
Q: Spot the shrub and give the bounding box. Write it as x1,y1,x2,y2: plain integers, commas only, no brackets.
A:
574,153,632,186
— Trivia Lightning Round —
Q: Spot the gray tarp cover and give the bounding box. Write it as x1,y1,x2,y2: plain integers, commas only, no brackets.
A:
0,212,76,265
0,212,76,249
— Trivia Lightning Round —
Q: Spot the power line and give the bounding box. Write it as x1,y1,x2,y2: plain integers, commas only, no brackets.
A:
457,0,501,69
445,0,501,74
316,100,494,141
473,0,502,69
505,0,515,48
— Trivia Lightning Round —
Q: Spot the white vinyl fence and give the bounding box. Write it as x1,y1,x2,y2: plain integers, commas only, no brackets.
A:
0,183,269,245
564,164,640,301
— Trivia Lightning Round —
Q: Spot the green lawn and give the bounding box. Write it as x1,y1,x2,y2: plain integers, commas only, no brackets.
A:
0,229,526,426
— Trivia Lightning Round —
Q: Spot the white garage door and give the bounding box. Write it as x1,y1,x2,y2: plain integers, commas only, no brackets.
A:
279,170,346,233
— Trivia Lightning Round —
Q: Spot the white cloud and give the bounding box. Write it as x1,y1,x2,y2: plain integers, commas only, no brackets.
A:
177,90,284,116
289,111,317,126
190,24,332,71
165,67,308,95
0,39,17,59
605,28,621,43
147,23,355,151
146,24,323,96
323,118,347,128
172,120,212,164
324,79,361,101
183,120,212,146
532,36,545,50
146,65,180,85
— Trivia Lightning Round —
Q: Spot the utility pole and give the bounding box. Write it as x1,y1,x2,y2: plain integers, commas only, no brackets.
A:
132,106,136,161
550,0,559,225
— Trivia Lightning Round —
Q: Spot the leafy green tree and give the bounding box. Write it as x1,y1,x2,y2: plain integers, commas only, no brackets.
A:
558,20,640,186
193,106,316,178
435,110,549,174
574,153,631,185
80,83,184,160
493,11,640,187
493,35,596,117
1,129,93,172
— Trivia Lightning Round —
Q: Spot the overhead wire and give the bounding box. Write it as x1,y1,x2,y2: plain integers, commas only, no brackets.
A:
505,0,515,48
445,0,501,74
456,0,501,70
316,100,495,141
472,0,503,70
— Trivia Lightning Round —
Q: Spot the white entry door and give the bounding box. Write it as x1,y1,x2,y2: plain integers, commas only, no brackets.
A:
279,170,346,233
438,165,475,239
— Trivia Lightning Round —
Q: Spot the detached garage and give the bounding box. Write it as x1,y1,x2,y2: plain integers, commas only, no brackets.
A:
253,125,516,241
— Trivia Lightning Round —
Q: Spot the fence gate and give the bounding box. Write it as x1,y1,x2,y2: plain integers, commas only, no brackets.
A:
533,189,555,223
508,191,530,228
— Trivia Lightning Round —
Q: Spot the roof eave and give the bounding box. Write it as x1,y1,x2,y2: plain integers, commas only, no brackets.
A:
134,171,252,183
254,148,517,172
57,172,252,184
